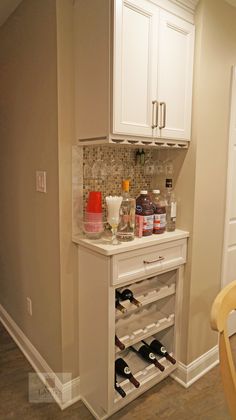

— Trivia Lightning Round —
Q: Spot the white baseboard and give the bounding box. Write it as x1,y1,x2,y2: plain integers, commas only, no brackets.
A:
172,345,219,388
0,304,80,410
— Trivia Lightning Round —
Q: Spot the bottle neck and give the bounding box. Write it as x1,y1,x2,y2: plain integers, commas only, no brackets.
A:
122,189,130,198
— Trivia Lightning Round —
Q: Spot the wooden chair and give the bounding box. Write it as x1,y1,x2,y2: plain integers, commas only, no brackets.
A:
211,280,236,419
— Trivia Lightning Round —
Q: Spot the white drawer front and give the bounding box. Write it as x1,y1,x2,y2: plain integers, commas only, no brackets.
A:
111,239,187,286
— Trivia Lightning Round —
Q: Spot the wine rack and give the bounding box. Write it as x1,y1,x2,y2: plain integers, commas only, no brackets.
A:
78,230,188,419
114,276,177,405
115,294,175,352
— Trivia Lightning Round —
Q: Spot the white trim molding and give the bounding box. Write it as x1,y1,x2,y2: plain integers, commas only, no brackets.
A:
171,346,219,387
0,304,80,410
170,0,199,13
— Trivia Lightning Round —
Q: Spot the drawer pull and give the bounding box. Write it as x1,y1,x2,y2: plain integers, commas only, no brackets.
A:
143,256,165,264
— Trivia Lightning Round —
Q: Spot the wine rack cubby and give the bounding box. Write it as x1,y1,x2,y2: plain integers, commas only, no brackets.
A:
78,231,188,419
115,294,175,352
115,271,176,319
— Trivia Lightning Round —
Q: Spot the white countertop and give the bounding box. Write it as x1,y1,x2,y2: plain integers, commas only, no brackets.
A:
72,229,189,256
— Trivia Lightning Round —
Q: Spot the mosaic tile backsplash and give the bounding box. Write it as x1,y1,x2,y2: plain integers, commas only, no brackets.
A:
72,144,184,236
83,146,155,210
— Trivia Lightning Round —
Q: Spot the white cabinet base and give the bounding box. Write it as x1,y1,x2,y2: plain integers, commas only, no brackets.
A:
77,231,188,418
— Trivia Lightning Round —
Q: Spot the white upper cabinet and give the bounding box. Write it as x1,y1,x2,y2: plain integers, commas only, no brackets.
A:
157,11,195,140
113,0,195,141
113,0,159,137
75,0,195,146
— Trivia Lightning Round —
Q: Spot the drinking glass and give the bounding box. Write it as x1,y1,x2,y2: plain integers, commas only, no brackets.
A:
83,161,93,179
110,157,124,177
154,151,164,176
144,151,155,176
92,148,108,179
165,151,174,177
105,196,123,245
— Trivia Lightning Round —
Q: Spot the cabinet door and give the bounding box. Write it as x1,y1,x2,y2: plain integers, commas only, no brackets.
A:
157,11,195,140
113,0,159,137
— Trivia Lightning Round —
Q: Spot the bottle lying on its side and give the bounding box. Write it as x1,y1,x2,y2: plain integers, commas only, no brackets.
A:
142,337,176,365
115,358,140,388
131,342,165,372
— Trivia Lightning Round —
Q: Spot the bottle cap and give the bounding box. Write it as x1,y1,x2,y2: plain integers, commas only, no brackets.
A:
122,179,130,192
140,190,148,195
152,189,160,194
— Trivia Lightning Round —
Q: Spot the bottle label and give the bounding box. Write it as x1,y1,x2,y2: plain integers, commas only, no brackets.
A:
136,205,142,213
143,215,153,234
154,214,166,230
124,367,131,374
170,203,176,218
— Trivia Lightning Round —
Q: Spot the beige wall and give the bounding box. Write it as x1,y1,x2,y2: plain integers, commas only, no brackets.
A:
0,0,62,372
56,0,79,379
0,0,78,379
176,0,236,364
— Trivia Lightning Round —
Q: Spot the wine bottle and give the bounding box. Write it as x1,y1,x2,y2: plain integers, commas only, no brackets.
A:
119,289,141,308
142,337,176,365
115,358,140,388
131,342,165,372
115,335,125,351
115,290,127,313
115,373,126,398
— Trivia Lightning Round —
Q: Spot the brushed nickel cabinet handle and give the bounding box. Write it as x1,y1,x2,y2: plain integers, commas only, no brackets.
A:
159,102,166,129
143,256,165,264
152,100,158,129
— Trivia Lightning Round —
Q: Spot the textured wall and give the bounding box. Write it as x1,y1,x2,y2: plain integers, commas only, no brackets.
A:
175,0,236,364
0,0,62,373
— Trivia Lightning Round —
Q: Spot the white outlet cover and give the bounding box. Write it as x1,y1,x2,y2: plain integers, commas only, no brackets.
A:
36,171,47,193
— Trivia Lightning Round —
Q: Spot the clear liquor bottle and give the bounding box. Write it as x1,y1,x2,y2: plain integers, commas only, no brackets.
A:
165,179,176,232
117,180,135,241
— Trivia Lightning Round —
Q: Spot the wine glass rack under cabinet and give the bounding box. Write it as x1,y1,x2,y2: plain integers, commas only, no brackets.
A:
77,230,188,419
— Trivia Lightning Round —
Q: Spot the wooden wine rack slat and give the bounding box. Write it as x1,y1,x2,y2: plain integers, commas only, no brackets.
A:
114,353,177,404
115,314,175,353
115,282,176,320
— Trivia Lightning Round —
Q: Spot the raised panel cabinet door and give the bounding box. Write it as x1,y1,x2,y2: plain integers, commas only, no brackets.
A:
113,0,159,137
157,11,195,140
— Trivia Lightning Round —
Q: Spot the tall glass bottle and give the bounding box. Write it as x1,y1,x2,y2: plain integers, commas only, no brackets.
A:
165,179,176,232
117,180,135,241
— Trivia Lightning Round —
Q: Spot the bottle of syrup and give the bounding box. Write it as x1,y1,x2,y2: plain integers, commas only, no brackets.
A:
135,191,154,236
152,189,166,234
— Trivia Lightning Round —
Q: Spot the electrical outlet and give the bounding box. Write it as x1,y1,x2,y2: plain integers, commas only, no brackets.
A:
36,171,47,193
26,297,33,316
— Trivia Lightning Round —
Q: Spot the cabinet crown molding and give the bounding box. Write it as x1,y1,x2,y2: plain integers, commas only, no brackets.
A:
169,0,199,13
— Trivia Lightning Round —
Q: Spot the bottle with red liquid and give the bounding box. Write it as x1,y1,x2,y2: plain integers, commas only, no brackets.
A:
135,191,154,236
152,189,166,234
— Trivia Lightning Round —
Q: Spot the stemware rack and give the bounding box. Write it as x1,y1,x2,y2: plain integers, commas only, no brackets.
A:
78,135,189,149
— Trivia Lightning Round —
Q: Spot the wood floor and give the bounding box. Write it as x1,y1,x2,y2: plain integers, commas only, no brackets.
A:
0,322,233,419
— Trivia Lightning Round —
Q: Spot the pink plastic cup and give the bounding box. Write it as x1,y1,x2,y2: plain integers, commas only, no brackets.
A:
85,212,103,222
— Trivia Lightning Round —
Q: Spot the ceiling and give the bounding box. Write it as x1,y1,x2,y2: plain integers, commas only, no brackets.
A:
0,0,22,27
0,0,236,29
